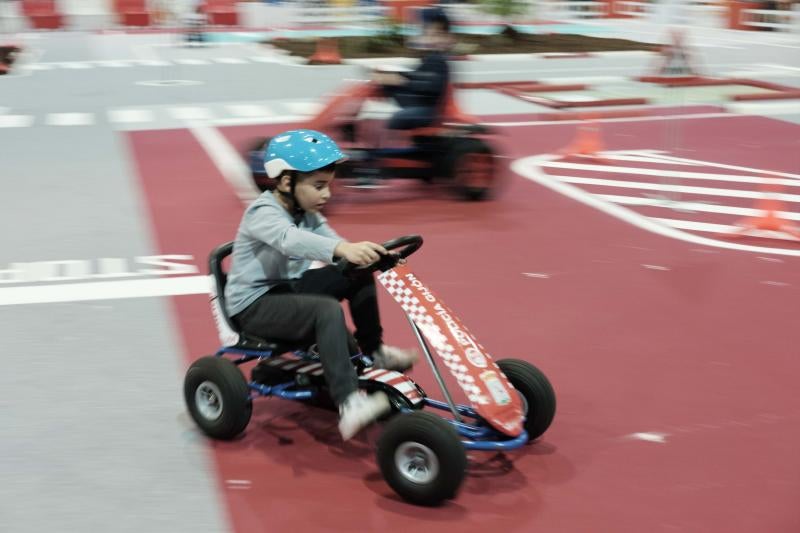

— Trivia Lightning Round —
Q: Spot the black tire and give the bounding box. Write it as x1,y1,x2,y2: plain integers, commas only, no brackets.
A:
376,411,466,506
444,137,496,201
184,356,252,440
496,358,556,441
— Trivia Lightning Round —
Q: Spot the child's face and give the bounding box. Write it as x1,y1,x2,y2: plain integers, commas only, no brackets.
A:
419,23,451,50
291,168,335,213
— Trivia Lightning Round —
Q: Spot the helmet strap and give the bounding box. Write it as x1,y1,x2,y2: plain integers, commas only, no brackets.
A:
276,171,305,223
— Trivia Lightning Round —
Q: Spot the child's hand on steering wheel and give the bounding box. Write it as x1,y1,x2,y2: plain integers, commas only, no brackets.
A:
335,241,388,266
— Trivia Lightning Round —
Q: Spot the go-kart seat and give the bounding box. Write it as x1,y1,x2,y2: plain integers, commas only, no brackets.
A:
409,83,489,138
209,242,304,354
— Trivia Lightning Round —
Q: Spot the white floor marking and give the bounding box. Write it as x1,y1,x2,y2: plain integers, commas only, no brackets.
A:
552,175,800,203
486,112,747,128
0,275,210,306
188,122,260,204
136,79,204,87
58,62,92,69
513,154,800,257
627,432,668,443
214,57,248,64
108,109,156,124
655,218,800,241
94,60,130,68
0,115,34,128
760,64,800,73
599,194,800,220
174,58,209,65
170,107,214,120
622,152,800,180
135,59,171,66
642,264,670,271
210,115,305,126
226,104,274,118
283,101,323,116
541,161,800,187
727,101,800,116
522,272,550,278
45,112,95,126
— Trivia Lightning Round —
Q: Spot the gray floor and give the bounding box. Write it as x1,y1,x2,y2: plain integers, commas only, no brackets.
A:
1,21,798,533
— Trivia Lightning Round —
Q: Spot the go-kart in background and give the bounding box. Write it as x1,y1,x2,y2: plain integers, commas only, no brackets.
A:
2,19,800,533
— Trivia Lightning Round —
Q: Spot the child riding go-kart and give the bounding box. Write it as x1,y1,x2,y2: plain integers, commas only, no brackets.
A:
247,79,500,202
184,235,556,506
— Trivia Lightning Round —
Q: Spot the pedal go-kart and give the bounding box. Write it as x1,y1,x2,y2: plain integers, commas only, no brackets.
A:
246,79,500,201
184,235,556,505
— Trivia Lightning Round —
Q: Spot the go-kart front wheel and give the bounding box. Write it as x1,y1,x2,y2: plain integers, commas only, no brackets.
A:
376,411,466,506
184,356,252,440
445,137,496,201
496,358,556,441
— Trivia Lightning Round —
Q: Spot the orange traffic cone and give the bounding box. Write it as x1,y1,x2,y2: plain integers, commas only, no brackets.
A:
560,118,609,162
308,38,342,65
732,182,800,241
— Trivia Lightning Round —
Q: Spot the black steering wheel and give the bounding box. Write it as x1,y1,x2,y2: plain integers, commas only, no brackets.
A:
338,235,423,275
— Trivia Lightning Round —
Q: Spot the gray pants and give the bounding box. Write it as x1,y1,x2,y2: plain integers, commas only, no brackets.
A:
232,266,383,405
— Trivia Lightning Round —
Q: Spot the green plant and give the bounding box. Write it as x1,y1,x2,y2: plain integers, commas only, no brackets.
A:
365,16,406,53
473,0,530,20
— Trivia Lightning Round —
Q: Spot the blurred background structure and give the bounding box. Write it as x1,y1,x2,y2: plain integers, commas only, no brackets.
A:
1,1,799,533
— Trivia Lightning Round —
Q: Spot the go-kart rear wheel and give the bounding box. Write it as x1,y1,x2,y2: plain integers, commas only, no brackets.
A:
184,356,252,440
445,137,496,201
376,411,466,506
496,358,556,441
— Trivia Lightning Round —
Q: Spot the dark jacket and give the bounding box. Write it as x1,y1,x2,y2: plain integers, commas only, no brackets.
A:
400,51,450,109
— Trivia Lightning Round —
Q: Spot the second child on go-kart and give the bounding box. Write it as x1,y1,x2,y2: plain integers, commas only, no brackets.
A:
372,7,454,130
224,129,419,440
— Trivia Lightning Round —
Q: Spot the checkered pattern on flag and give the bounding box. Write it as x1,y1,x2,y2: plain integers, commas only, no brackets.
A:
378,264,524,437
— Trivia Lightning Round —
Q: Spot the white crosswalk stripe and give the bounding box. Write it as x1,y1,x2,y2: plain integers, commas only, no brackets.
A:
654,218,800,241
169,107,214,120
173,58,210,65
557,175,800,203
59,62,93,69
135,60,171,66
598,194,800,221
46,113,95,126
225,104,274,118
531,149,800,255
0,115,34,128
214,57,248,64
108,109,156,124
94,60,131,68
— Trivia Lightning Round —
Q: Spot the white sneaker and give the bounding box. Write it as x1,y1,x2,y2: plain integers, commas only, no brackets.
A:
338,390,391,441
372,345,419,372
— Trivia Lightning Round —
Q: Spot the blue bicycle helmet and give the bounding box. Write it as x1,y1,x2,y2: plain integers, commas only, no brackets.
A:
263,129,346,179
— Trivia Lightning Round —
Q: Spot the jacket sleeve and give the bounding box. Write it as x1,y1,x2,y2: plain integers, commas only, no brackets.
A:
243,204,340,263
401,55,449,97
311,212,343,242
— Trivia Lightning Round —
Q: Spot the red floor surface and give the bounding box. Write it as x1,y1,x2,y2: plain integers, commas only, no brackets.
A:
128,113,800,533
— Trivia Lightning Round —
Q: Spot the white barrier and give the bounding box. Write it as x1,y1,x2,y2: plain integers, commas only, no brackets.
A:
616,1,651,18
0,0,27,32
60,0,115,30
289,5,389,26
741,7,800,32
539,0,607,21
684,3,727,27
